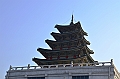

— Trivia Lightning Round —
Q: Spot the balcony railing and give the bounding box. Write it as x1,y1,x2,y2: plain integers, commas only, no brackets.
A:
9,59,113,71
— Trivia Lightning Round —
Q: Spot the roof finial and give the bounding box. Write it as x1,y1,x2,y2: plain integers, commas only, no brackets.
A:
70,14,74,25
71,14,73,22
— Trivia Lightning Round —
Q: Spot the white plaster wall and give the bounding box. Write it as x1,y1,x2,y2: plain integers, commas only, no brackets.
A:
17,78,26,79
90,76,108,79
48,77,64,79
6,77,27,79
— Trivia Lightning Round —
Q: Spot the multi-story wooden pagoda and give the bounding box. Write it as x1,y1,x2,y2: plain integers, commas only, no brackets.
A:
6,15,120,79
32,15,94,65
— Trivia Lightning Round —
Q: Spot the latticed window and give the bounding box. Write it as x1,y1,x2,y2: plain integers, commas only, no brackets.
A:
27,77,45,79
72,76,89,79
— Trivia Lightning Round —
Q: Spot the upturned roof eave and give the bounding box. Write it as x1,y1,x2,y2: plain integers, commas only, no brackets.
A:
55,22,82,33
32,56,92,65
51,30,87,36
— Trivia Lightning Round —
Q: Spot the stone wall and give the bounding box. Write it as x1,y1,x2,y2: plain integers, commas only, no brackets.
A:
6,62,120,79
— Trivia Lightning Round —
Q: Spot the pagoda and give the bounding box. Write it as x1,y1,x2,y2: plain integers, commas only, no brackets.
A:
33,15,94,65
6,15,120,79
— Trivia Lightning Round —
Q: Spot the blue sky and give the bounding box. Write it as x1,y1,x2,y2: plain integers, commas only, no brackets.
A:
0,0,120,79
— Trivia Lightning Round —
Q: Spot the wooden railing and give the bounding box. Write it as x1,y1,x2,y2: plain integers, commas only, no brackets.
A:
9,60,113,71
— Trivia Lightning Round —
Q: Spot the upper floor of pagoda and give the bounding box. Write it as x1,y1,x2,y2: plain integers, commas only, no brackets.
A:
54,15,86,34
51,30,87,41
45,36,90,50
55,21,85,34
